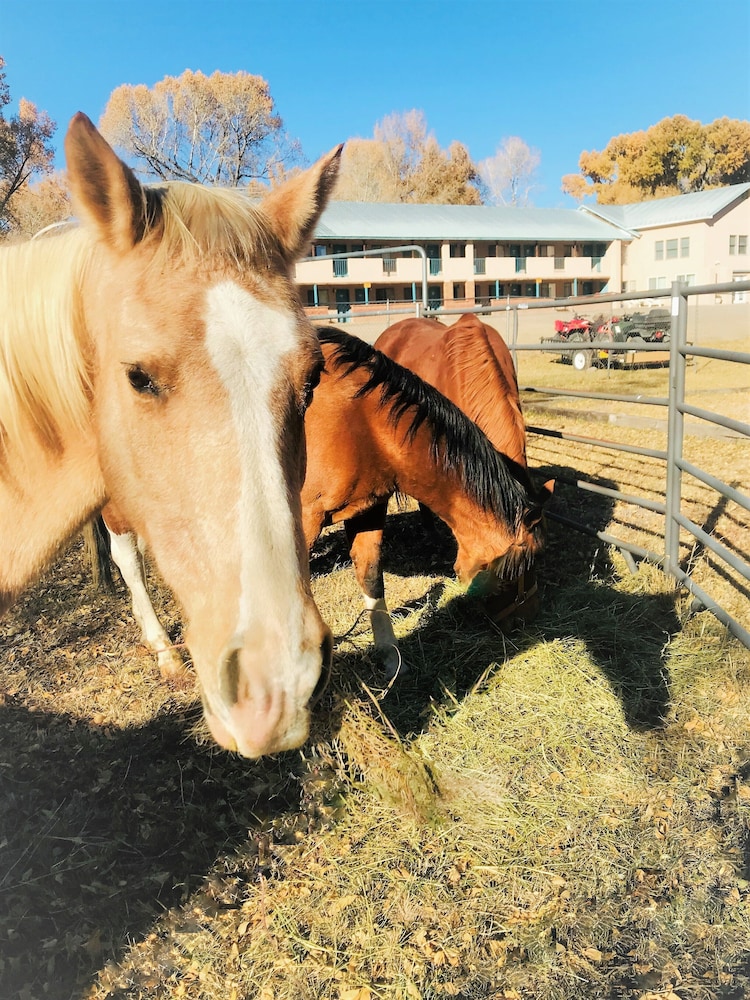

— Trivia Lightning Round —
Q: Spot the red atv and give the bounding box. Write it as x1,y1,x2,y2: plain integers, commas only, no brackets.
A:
548,314,613,369
553,315,595,338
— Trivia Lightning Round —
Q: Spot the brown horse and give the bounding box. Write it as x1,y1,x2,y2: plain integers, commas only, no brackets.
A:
304,329,551,675
374,313,542,622
96,330,551,678
374,314,527,465
1,113,340,758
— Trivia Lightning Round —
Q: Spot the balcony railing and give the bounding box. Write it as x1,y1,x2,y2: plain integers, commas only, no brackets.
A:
473,257,486,275
515,258,526,274
333,259,348,277
429,257,442,276
383,257,397,274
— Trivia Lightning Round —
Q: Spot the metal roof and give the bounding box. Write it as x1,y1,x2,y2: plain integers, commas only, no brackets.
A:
314,200,632,242
579,183,750,231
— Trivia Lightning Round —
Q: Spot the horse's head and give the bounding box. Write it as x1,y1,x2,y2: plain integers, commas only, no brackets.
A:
65,113,339,757
455,477,554,623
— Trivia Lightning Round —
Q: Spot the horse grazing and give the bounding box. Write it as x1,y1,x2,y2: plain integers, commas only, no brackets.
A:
303,329,551,675
93,330,551,679
0,112,340,758
374,314,543,622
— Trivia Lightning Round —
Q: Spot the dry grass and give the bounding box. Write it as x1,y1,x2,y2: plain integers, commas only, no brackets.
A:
1,347,749,1000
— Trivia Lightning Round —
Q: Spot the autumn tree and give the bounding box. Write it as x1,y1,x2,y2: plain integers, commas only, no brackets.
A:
562,115,750,204
5,173,70,239
0,56,57,235
334,110,480,205
99,69,301,187
477,136,540,206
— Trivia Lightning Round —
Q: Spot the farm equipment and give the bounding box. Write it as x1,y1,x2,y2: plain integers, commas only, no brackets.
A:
544,309,672,371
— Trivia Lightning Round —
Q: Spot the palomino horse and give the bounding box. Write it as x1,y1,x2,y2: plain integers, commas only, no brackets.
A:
96,330,551,679
374,314,542,623
1,112,339,758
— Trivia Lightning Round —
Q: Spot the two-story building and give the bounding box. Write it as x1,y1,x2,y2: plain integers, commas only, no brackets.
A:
580,182,750,301
295,183,750,316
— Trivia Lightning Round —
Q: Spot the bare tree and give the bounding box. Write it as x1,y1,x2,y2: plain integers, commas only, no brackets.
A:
478,136,540,206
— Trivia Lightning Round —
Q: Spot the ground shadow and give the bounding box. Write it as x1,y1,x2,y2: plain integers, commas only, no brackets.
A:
0,700,331,1000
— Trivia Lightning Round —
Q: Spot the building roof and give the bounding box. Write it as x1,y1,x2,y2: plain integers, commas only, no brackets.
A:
579,183,750,232
314,200,632,243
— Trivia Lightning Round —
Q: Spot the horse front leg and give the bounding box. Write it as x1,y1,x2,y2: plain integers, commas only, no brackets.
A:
106,527,188,683
344,504,403,680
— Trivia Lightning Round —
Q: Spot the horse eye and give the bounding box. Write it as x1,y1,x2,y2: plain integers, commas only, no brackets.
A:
127,365,160,397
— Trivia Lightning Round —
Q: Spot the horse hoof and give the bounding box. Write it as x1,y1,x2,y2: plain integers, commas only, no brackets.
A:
158,651,191,688
380,646,406,683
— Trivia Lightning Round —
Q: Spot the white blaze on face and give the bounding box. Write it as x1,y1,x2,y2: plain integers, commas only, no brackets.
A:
204,281,302,642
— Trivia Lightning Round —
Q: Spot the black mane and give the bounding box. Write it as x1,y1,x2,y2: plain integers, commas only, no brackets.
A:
316,327,539,529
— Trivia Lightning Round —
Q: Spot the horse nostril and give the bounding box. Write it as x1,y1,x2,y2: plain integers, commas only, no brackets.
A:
311,631,333,705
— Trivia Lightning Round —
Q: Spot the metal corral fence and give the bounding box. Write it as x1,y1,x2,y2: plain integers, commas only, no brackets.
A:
306,272,750,649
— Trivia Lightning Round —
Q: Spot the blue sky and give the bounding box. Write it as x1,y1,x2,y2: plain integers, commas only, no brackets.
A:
2,0,749,207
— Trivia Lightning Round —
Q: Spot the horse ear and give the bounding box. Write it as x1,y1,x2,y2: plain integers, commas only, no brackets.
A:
65,112,151,253
522,479,555,530
259,144,343,264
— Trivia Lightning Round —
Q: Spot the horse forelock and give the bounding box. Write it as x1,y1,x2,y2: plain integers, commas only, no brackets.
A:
0,228,92,458
317,327,531,529
151,183,275,268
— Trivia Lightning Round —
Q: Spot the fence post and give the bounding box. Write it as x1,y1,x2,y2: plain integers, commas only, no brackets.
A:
664,280,689,577
511,305,519,371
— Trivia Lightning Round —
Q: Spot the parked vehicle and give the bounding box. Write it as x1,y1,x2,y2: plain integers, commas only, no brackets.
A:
610,308,671,344
544,309,671,371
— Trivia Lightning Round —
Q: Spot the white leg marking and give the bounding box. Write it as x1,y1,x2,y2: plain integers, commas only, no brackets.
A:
362,594,402,679
107,529,185,679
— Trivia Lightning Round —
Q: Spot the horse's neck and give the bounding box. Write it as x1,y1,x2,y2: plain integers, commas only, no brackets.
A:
378,407,505,544
443,328,527,466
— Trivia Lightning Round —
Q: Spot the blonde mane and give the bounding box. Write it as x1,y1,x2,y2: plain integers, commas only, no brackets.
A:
0,184,274,461
0,227,93,457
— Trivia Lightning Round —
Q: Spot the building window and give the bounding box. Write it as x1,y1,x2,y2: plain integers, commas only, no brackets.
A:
648,276,668,290
473,257,486,275
449,243,466,258
452,283,466,299
676,274,695,285
655,241,664,261
666,239,678,260
382,256,397,274
515,257,526,274
403,286,414,301
333,259,348,277
680,237,690,258
730,235,748,255
375,288,389,303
